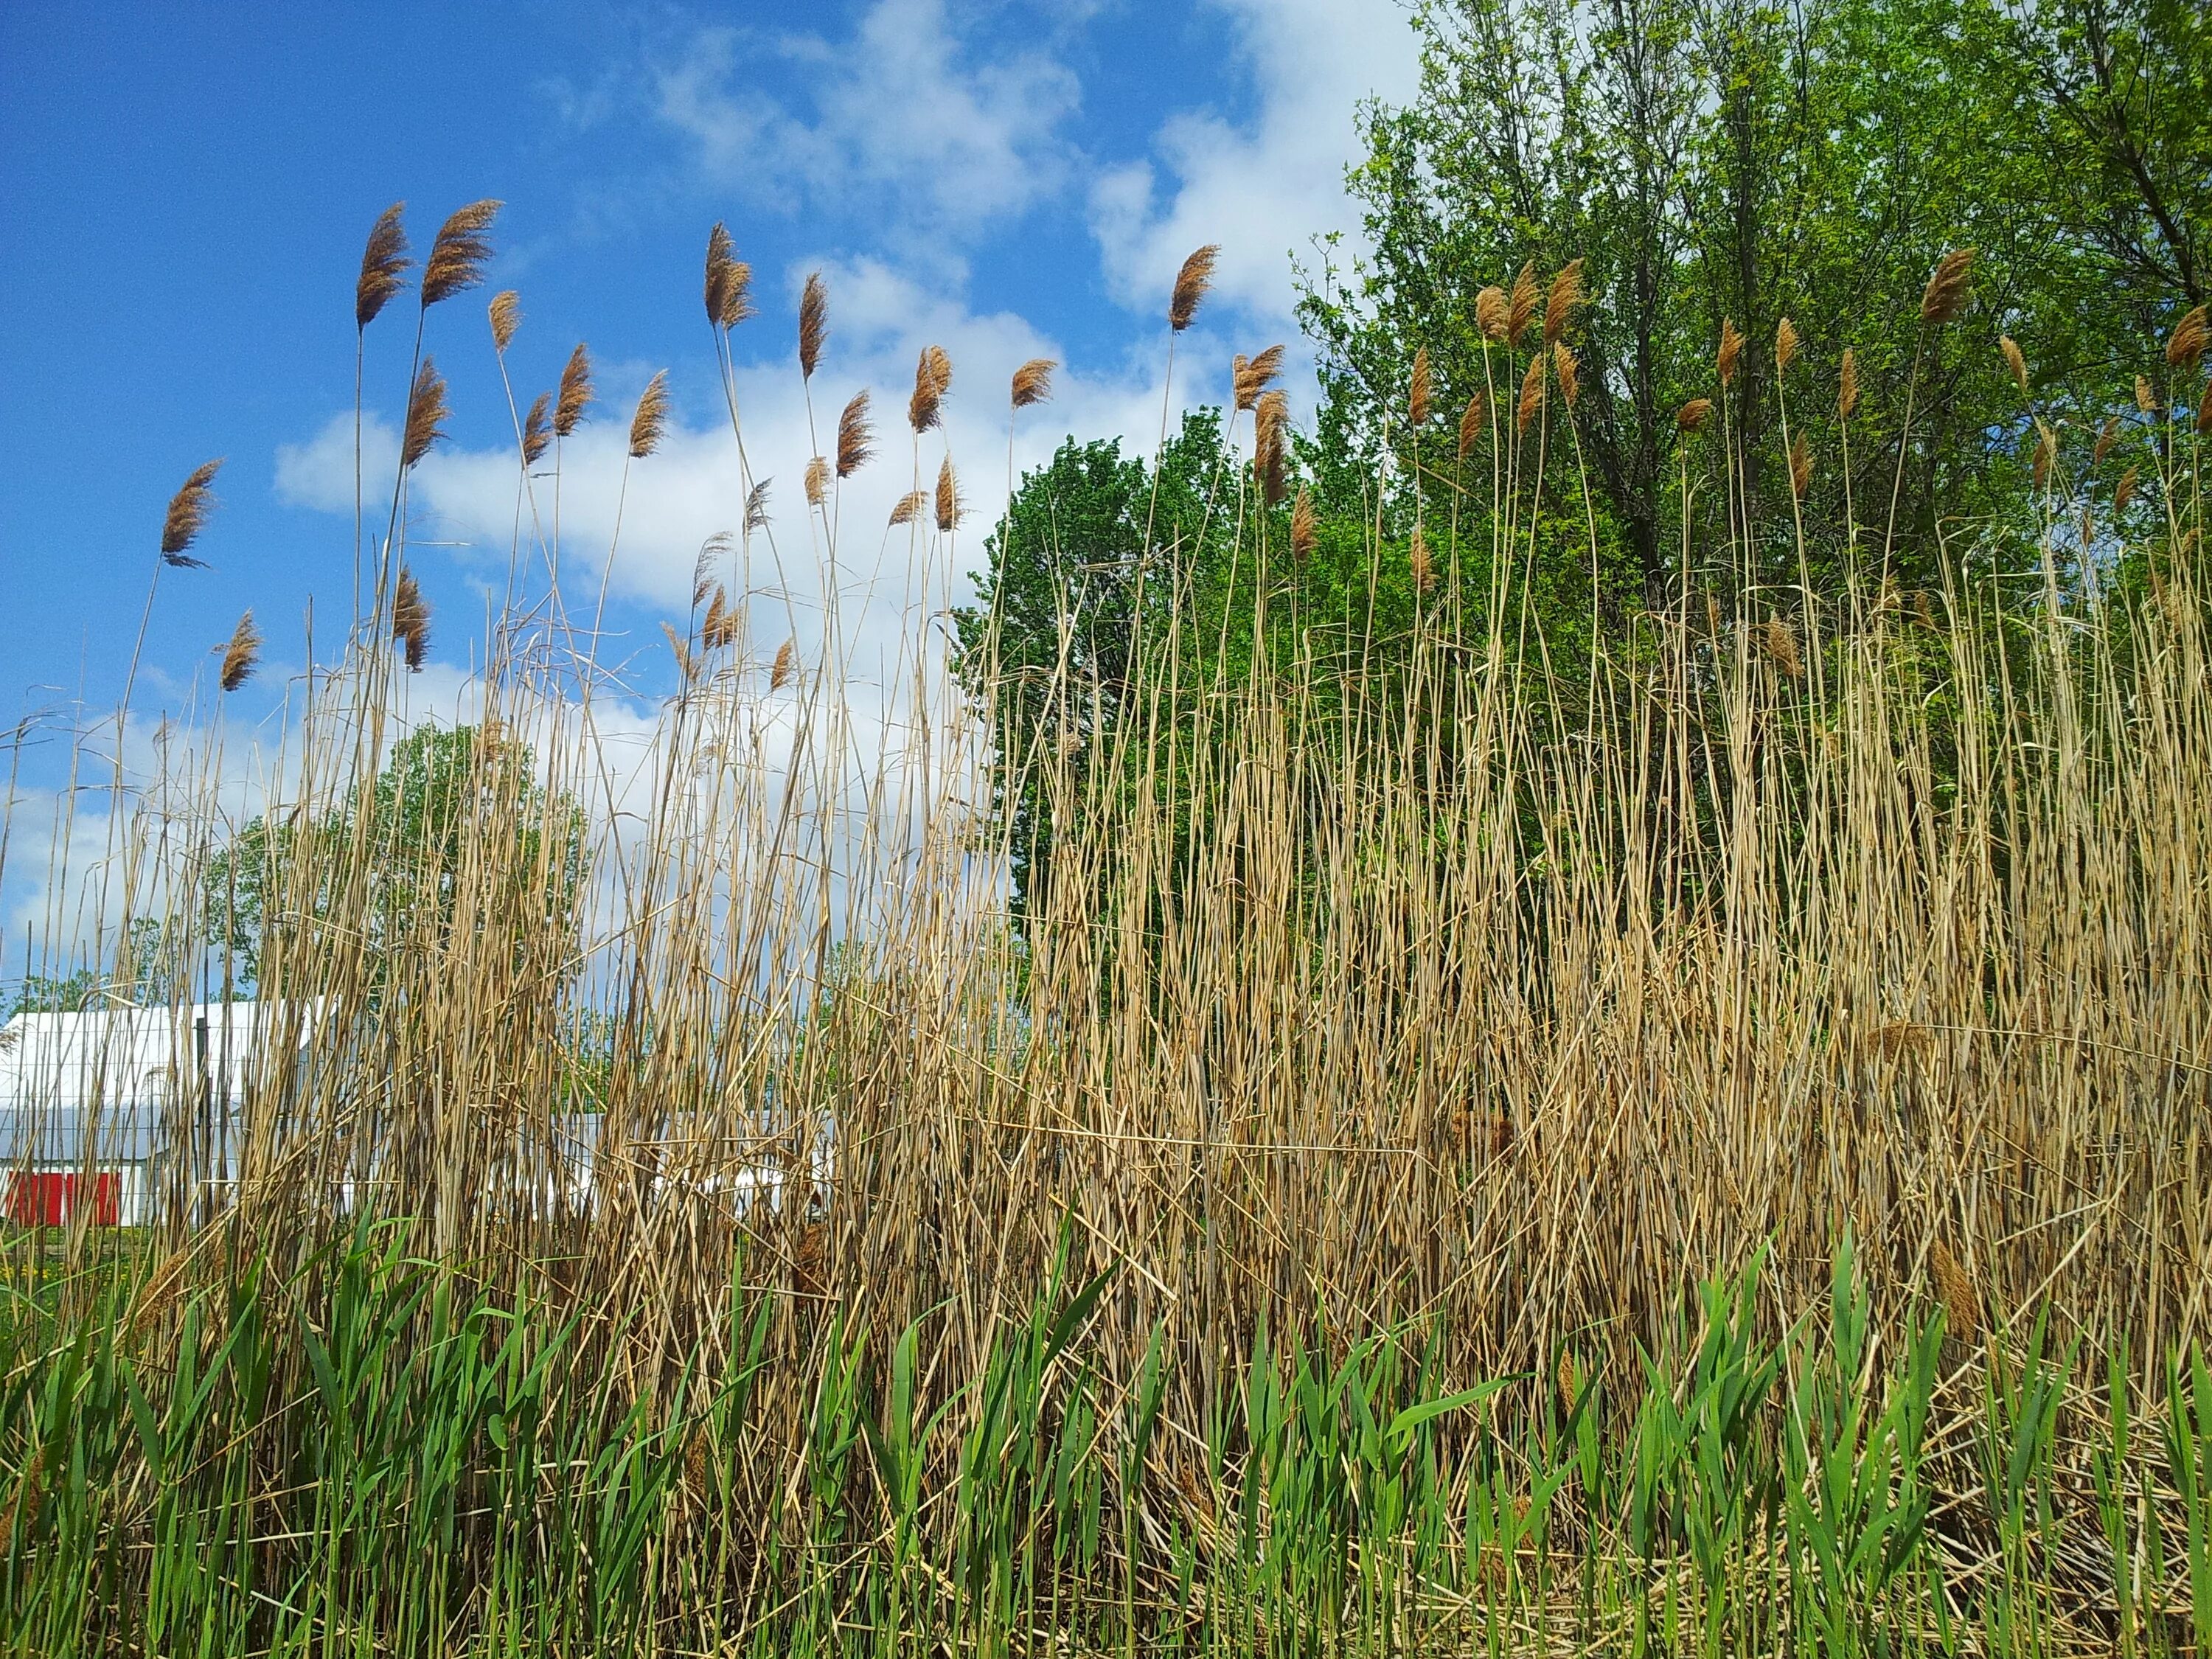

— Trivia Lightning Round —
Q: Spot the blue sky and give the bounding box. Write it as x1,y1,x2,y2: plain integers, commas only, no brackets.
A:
0,0,1420,964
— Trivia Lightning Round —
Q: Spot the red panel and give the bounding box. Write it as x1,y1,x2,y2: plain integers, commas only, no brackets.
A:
4,1172,122,1226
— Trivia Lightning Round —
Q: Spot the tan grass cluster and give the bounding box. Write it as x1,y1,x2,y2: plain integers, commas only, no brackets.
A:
627,370,671,460
391,567,430,670
421,200,500,309
908,345,952,434
1010,358,1056,408
835,391,873,479
1169,245,1219,332
401,361,449,468
161,459,223,564
934,456,961,533
522,394,552,466
555,344,594,437
799,273,827,378
1543,258,1582,345
1506,263,1540,347
355,203,411,330
489,291,521,354
218,611,261,692
1920,247,1975,324
1458,392,1486,461
1409,345,1432,427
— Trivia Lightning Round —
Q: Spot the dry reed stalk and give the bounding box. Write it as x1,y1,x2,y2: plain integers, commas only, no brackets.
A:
768,637,796,689
218,611,261,692
2136,373,2154,412
1554,342,1579,409
489,291,521,353
692,533,729,605
703,223,754,330
1290,486,1315,560
1458,394,1486,461
2031,420,2056,491
392,568,430,669
799,273,827,378
401,361,448,467
628,371,671,459
1920,248,1975,324
835,391,873,478
1476,285,1508,344
1515,354,1544,434
661,622,696,684
2000,335,2028,394
1775,316,1800,373
1233,345,1284,412
1931,1239,1980,1338
555,345,594,436
2167,304,2207,369
1506,263,1539,347
1409,346,1432,427
1761,615,1802,677
1409,522,1434,591
161,460,223,566
1837,349,1860,419
1789,430,1812,500
908,345,952,433
2094,414,2119,462
2199,380,2211,435
1717,319,1743,387
1676,397,1711,434
1253,389,1289,505
934,456,961,532
355,204,411,329
703,587,737,650
1010,358,1056,408
1169,245,1219,332
2116,466,2138,512
804,456,829,507
1543,258,1583,345
421,201,500,308
522,394,552,465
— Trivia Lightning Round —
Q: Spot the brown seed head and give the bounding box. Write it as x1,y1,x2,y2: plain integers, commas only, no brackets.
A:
1930,1238,1979,1338
1457,393,1486,461
888,490,928,528
2136,373,2156,413
804,456,829,506
1408,522,1434,592
1543,258,1583,345
1554,342,1579,409
1775,316,1800,373
555,344,594,437
1920,248,1975,325
1761,616,1803,678
1506,263,1540,347
1011,357,1057,408
2000,335,2028,396
935,455,961,532
799,271,828,378
1789,430,1812,501
1514,353,1544,434
2093,414,2119,464
2199,379,2212,437
769,637,796,690
1290,486,1315,562
908,344,952,433
522,393,552,466
1234,344,1284,412
421,200,501,308
661,622,696,684
402,358,449,468
1675,397,1712,434
693,533,728,605
744,479,771,535
489,290,521,353
2115,465,2138,514
1409,345,1432,427
161,459,223,560
1475,285,1508,344
1253,389,1290,506
355,203,411,330
627,370,670,459
701,586,731,649
1717,318,1744,388
218,611,261,692
704,223,745,330
2167,305,2208,369
1837,348,1860,420
392,568,431,671
835,389,874,478
1169,244,1219,332
2031,419,2056,491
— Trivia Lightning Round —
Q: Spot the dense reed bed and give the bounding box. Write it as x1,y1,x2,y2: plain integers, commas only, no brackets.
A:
1,209,2209,1653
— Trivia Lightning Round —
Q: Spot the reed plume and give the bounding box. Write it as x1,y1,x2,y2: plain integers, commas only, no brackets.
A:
2198,380,2211,435
1290,485,1315,560
2116,465,2138,512
1543,258,1582,345
744,479,771,534
2000,335,2028,395
1717,319,1743,387
1011,358,1056,408
2166,304,2207,369
1838,349,1860,419
769,637,796,689
835,390,873,478
1761,615,1802,678
889,491,928,527
1506,263,1539,347
1789,430,1812,499
218,611,261,692
1775,315,1800,373
401,360,449,467
555,345,594,437
1234,345,1284,412
661,622,696,684
2031,421,2056,490
805,456,830,507
1458,393,1486,461
1515,353,1544,433
1169,245,1219,332
522,394,552,465
1409,521,1434,591
392,568,430,670
703,587,737,650
489,291,521,353
935,456,961,532
799,273,827,378
704,224,754,329
421,201,500,308
1253,389,1289,505
1920,248,1975,324
1676,398,1711,433
1930,1239,1980,1338
692,532,730,605
2136,373,2155,412
355,204,411,329
161,459,223,565
628,371,671,459
908,345,952,433
1553,342,1579,408
2094,414,2119,462
1475,285,1508,343
1409,346,1432,426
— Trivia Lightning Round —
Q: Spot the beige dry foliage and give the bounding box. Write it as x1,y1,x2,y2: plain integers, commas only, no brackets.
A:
489,291,521,353
218,611,261,692
1921,247,1975,324
1010,358,1056,408
1837,348,1860,419
421,200,500,308
355,204,411,329
1506,263,1540,347
628,371,671,460
555,344,594,437
402,360,449,468
1458,393,1486,461
1169,244,1219,332
2000,334,2028,395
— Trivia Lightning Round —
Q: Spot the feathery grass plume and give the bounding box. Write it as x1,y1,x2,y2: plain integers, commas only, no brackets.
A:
1775,315,1800,373
402,359,449,467
1457,392,1486,461
1789,430,1812,500
2000,335,2028,395
704,223,734,327
2116,465,2138,513
692,532,731,606
835,390,873,478
1515,353,1545,434
1475,285,1508,343
768,637,796,689
1409,522,1434,591
1930,1238,1980,1337
908,344,952,433
1290,485,1315,560
661,622,696,684
1838,348,1860,418
2081,504,2095,546
521,393,552,465
1761,616,1803,678
218,611,261,692
1010,357,1056,408
420,200,501,308
161,459,223,564
1914,588,1936,628
2199,379,2212,435
2031,419,2056,491
555,344,594,437
2135,373,2155,412
392,568,431,670
355,203,411,329
1254,389,1290,505
2166,304,2208,369
888,490,928,527
1554,342,1579,408
627,370,671,459
1920,248,1975,324
703,586,739,650
1557,1349,1579,1409
1169,244,1219,332
1506,263,1540,347
1676,397,1712,433
935,455,961,532
1717,319,1744,387
1233,344,1284,411
799,272,827,378
1408,346,1431,426
489,290,521,353
744,479,771,533
804,456,829,507
2093,414,2120,462
1543,258,1583,345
